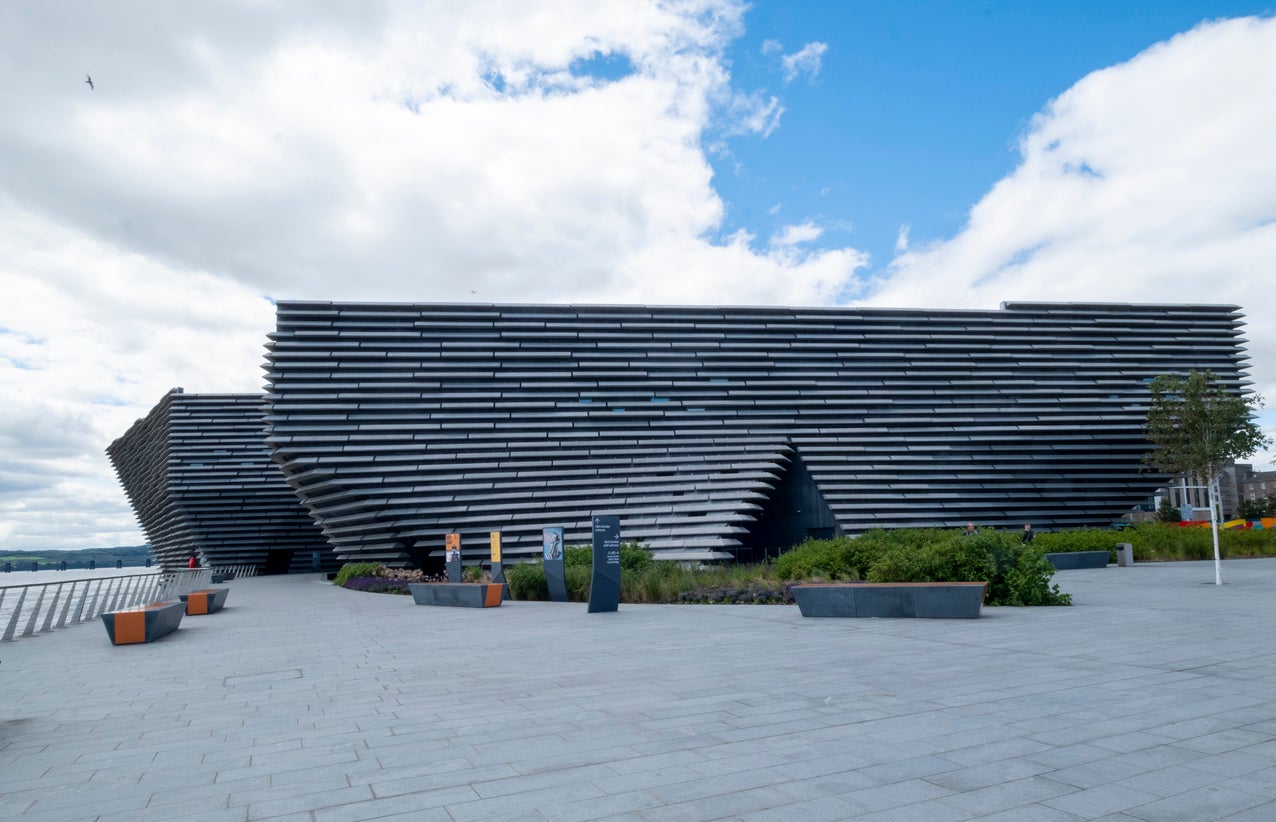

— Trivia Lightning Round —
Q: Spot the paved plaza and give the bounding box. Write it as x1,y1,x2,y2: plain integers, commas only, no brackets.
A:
3,559,1276,821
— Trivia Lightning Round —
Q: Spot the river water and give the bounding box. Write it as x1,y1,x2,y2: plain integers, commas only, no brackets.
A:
0,566,159,589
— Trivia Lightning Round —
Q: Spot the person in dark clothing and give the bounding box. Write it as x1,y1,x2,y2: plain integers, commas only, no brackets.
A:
1021,523,1035,544
963,523,978,537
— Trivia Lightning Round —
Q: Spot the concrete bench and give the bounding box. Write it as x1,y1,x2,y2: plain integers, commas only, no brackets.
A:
409,582,506,608
179,587,230,615
1044,551,1110,570
791,582,987,619
100,601,185,645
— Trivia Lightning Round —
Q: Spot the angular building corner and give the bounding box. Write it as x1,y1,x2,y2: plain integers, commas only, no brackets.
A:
107,388,339,573
260,300,1251,568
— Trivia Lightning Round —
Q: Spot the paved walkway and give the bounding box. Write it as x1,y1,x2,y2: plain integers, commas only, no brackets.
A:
3,560,1276,821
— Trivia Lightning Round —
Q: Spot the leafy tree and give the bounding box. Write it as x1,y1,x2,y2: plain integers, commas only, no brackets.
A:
1236,498,1265,520
1156,496,1184,523
1236,493,1276,519
1143,370,1270,584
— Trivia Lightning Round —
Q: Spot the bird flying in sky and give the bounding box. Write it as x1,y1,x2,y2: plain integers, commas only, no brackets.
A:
85,74,94,90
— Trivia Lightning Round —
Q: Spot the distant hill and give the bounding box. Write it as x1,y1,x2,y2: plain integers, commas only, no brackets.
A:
1,545,153,571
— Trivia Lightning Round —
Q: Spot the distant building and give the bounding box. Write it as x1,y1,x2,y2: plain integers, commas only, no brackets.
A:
1153,465,1248,521
1234,464,1276,510
108,390,338,573
260,301,1250,567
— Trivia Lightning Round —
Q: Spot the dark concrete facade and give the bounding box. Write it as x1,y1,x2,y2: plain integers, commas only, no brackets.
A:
261,301,1249,566
107,390,338,573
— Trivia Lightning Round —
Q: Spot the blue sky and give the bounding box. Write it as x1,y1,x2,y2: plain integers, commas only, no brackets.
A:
713,1,1274,274
1,0,1275,550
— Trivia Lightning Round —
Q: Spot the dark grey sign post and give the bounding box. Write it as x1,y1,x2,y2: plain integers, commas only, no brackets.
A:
587,515,621,613
542,527,568,602
445,532,462,583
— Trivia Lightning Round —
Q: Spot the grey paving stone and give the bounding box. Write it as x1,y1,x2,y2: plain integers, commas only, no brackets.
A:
1220,764,1276,795
924,756,1054,791
310,785,479,821
975,807,1085,822
854,799,983,822
738,795,861,821
637,785,794,820
934,775,1077,816
538,789,666,822
1122,784,1270,821
1041,782,1164,818
1180,749,1276,777
244,785,374,820
444,780,605,821
4,561,1276,821
1114,762,1231,797
1172,728,1273,754
836,777,956,813
1221,800,1276,820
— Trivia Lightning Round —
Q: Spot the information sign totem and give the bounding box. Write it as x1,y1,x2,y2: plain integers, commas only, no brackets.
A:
587,515,621,613
445,532,462,582
542,526,568,602
489,531,509,599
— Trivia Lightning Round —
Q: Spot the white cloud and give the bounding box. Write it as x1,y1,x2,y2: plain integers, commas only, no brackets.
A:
0,0,869,549
863,15,1276,470
723,91,785,137
771,221,824,247
894,224,910,253
781,41,828,84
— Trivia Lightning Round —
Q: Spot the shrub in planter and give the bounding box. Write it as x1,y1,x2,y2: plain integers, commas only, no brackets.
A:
333,562,387,587
774,537,856,581
562,542,654,571
565,565,591,600
849,528,950,577
1033,529,1120,557
866,533,997,586
506,562,549,600
998,546,1072,606
865,531,1070,606
342,576,412,595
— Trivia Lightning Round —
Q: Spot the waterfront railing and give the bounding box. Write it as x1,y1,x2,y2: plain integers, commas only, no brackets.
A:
0,567,254,642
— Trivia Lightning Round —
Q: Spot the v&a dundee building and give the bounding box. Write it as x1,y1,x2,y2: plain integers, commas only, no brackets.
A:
245,300,1248,568
107,391,339,573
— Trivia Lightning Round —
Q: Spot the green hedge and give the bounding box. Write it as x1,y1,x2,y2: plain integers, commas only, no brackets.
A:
775,531,1070,606
1031,522,1276,562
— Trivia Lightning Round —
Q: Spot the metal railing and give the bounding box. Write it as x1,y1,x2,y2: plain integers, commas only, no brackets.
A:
211,564,259,580
0,569,212,642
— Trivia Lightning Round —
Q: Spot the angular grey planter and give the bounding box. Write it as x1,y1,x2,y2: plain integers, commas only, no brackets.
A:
1044,551,1110,570
791,582,986,619
101,600,185,644
179,587,230,615
409,583,505,608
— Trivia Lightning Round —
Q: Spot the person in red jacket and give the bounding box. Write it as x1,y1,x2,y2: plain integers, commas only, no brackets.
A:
188,554,197,569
